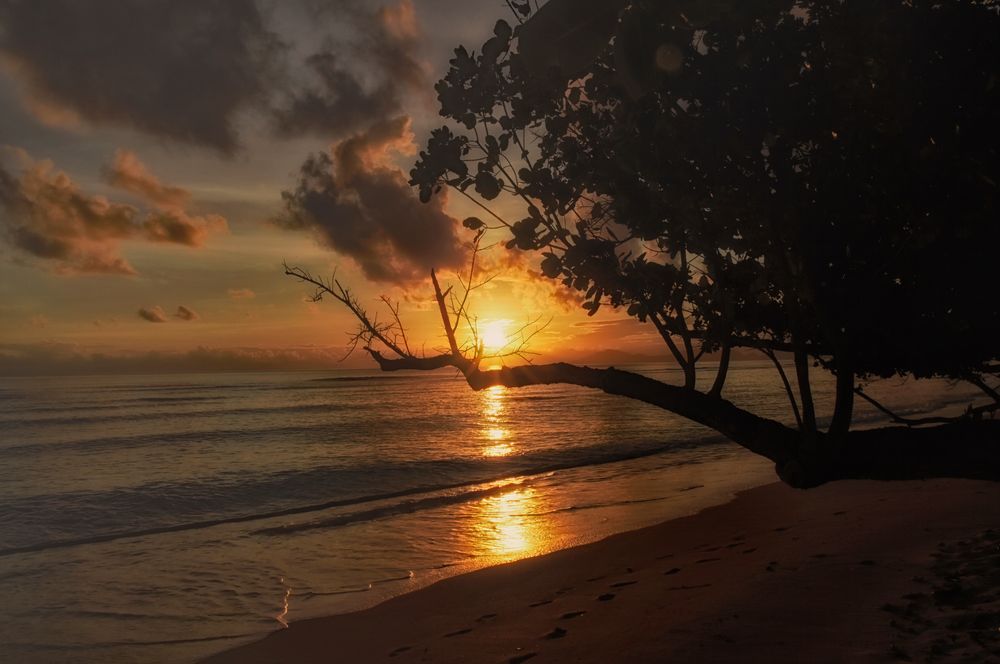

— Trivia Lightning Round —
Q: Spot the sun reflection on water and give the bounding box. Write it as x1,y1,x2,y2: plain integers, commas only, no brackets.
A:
480,385,513,458
472,488,542,558
470,386,551,558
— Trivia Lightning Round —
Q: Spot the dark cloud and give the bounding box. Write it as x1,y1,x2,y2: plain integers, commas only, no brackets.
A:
138,306,167,323
0,0,431,150
0,0,284,154
174,305,199,321
272,0,428,138
276,115,467,284
0,149,225,274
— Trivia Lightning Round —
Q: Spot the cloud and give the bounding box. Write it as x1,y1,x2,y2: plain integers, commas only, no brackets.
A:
271,0,429,139
141,209,226,247
0,0,284,154
138,306,167,323
105,150,228,246
0,148,226,274
103,150,189,208
277,116,467,284
174,305,199,321
0,0,430,151
0,342,373,375
228,288,256,300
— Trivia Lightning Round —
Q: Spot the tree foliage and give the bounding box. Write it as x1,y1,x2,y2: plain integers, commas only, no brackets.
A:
410,0,1000,393
290,0,1000,487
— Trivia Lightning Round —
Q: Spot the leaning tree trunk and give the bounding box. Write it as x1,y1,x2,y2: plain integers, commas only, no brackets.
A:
368,352,1000,488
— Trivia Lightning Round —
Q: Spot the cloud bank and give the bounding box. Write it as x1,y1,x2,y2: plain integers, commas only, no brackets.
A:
0,0,429,151
0,0,283,154
0,149,226,275
0,342,370,375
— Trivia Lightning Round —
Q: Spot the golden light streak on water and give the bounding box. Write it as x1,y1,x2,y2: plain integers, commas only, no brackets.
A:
472,488,544,558
480,385,514,458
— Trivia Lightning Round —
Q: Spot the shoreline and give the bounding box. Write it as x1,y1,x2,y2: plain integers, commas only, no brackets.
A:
203,478,999,663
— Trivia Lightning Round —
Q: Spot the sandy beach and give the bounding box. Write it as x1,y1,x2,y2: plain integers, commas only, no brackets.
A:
204,478,999,663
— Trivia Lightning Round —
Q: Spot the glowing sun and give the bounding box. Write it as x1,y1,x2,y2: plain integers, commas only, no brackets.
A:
481,320,509,353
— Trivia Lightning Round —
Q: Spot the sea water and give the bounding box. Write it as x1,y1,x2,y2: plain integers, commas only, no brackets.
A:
0,362,978,662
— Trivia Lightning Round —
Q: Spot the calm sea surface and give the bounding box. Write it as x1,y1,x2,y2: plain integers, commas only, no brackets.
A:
0,362,978,662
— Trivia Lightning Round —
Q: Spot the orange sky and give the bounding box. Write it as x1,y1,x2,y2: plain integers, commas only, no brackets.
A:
0,0,666,374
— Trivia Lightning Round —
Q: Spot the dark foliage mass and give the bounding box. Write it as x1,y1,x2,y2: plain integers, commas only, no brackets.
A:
412,0,1000,386
296,0,1000,487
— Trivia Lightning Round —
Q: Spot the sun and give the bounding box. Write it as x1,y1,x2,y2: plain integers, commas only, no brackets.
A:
480,320,509,353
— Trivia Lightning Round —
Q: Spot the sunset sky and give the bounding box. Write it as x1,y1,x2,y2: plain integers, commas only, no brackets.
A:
0,0,661,374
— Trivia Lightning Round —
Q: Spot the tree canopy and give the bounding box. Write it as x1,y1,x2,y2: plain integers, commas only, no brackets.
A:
290,0,1000,487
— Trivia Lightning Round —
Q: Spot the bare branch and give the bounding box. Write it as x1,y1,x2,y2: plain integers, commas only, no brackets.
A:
284,263,408,358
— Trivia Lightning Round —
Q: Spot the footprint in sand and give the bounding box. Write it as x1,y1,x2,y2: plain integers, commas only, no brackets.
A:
664,567,681,576
529,599,553,608
596,593,616,601
560,610,586,620
742,548,757,554
388,645,412,657
475,613,497,623
696,557,722,564
667,584,712,591
543,627,568,640
443,628,473,638
610,580,637,588
774,526,790,532
509,653,537,664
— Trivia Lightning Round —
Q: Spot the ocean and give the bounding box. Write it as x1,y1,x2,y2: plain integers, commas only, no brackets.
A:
0,362,978,662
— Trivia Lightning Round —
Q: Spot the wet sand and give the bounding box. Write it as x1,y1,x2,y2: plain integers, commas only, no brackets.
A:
204,479,999,663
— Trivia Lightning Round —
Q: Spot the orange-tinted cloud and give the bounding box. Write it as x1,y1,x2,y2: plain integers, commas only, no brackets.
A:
0,148,225,274
138,306,167,323
104,150,189,208
277,116,467,284
174,305,199,321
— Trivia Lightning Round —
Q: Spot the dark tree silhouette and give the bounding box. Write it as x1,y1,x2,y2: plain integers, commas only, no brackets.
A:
289,0,1000,487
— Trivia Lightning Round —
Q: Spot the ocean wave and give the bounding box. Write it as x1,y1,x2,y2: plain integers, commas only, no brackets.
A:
0,435,729,556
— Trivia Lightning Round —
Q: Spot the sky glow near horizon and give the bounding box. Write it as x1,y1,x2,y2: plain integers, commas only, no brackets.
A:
0,0,663,373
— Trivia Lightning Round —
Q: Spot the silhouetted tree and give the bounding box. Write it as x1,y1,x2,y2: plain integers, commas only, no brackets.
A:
291,0,1000,487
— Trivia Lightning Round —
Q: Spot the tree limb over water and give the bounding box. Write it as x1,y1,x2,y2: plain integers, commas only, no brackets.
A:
285,0,1000,487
